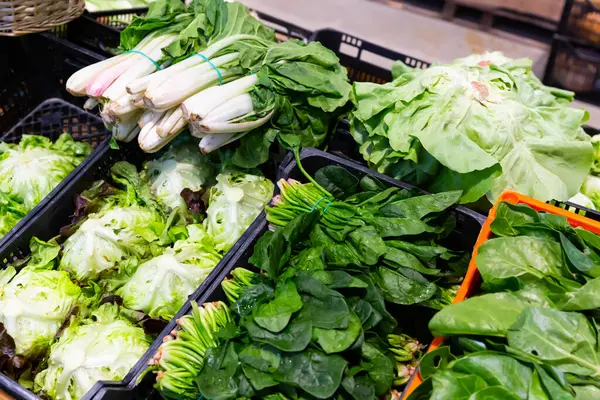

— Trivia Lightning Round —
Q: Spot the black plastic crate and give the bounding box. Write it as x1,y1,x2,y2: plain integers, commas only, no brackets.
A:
62,9,313,57
0,33,106,134
0,98,110,260
545,35,600,104
0,137,275,399
310,28,430,84
94,148,486,400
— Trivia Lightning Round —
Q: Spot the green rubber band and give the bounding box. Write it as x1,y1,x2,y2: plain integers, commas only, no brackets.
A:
194,53,223,85
310,196,332,214
123,50,162,70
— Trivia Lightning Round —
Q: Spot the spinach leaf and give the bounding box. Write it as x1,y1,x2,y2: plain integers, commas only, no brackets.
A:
574,385,600,400
534,364,574,400
428,292,539,337
250,229,289,279
364,217,441,238
559,233,600,278
372,267,437,305
490,202,539,237
253,280,303,333
419,346,456,379
315,166,359,199
275,348,347,399
360,342,394,396
562,277,600,311
290,247,326,273
383,246,441,275
476,236,567,285
341,375,376,400
347,226,386,265
241,364,279,391
313,311,362,354
239,343,280,373
379,191,462,219
296,273,350,332
450,351,532,399
467,387,522,400
430,370,488,399
507,308,600,377
196,343,246,400
233,283,274,317
386,240,450,260
244,314,312,352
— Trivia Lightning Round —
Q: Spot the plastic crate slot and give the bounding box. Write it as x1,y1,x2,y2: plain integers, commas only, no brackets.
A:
339,41,360,58
359,49,395,72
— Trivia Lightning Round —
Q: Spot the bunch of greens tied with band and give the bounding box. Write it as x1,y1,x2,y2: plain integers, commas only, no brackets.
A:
67,0,351,168
149,164,473,399
407,201,600,399
0,140,273,400
0,134,92,238
266,164,471,309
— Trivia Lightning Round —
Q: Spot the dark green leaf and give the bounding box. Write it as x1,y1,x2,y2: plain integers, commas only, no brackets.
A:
341,375,376,400
360,342,394,396
419,346,456,379
379,191,462,219
275,348,347,399
253,280,303,333
313,311,362,354
383,246,441,275
239,343,280,373
560,233,600,278
490,202,539,237
244,314,312,352
348,226,386,265
372,267,437,305
315,166,359,199
430,370,488,399
364,217,441,238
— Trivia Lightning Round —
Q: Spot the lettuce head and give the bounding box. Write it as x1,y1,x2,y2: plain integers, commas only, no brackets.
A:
34,303,150,400
350,52,593,204
59,162,167,282
143,142,214,215
117,225,221,320
0,134,91,209
0,238,83,358
205,171,273,252
0,191,28,237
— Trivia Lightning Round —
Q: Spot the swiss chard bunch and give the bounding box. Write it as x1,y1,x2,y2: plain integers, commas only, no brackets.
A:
266,165,470,309
413,201,600,399
152,211,426,399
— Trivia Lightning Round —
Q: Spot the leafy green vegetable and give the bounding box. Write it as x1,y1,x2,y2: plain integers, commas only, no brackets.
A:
349,52,592,204
143,141,214,216
34,304,151,400
117,224,222,320
59,162,167,282
0,134,91,237
0,239,84,358
204,170,273,252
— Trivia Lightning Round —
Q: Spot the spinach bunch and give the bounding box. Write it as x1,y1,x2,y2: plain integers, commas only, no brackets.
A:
266,165,470,309
193,212,425,399
412,201,600,399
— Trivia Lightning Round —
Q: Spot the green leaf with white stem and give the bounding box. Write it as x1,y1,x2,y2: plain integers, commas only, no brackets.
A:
120,0,191,50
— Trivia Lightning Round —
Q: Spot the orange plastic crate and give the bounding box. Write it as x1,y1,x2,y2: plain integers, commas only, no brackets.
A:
402,189,600,398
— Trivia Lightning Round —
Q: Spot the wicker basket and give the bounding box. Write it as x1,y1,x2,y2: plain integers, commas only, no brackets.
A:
0,0,84,36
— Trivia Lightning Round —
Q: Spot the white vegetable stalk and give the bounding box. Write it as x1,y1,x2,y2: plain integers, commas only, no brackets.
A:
182,74,258,121
199,132,249,154
138,110,186,152
143,58,242,111
156,108,185,138
113,112,143,141
128,33,258,97
198,109,274,134
86,34,174,98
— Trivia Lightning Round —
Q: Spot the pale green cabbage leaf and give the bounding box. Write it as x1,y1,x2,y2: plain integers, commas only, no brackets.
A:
0,238,83,358
204,171,274,252
34,303,150,400
0,134,91,209
143,142,214,214
117,224,221,320
350,52,593,204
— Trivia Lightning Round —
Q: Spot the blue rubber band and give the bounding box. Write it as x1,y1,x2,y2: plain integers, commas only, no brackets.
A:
310,196,332,214
123,50,162,70
193,53,223,85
